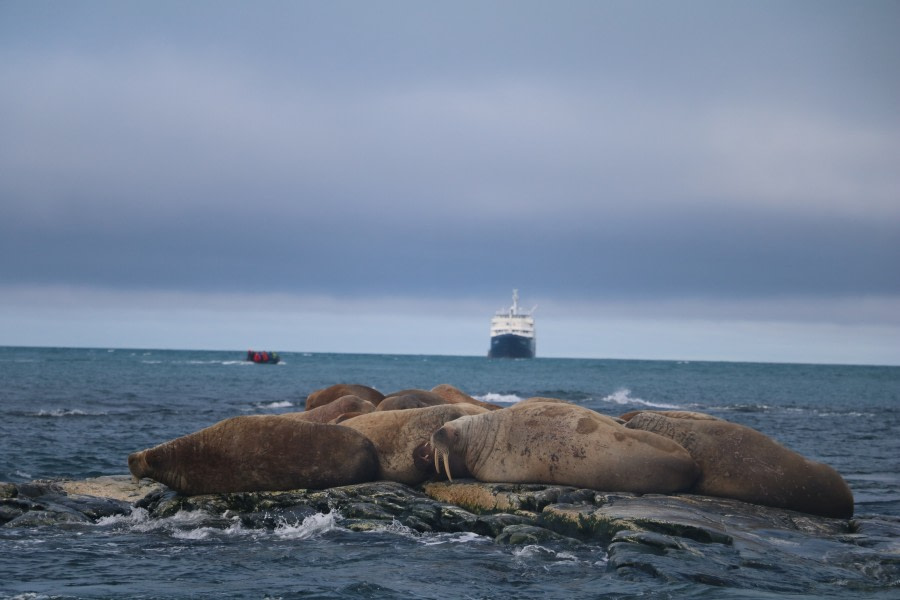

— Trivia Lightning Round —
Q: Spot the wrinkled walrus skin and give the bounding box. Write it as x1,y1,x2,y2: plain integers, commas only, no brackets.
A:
430,401,700,494
282,395,377,423
340,404,487,484
623,411,855,518
128,415,378,495
306,384,384,411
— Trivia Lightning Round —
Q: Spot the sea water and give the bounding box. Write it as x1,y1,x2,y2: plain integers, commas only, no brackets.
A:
1,346,898,598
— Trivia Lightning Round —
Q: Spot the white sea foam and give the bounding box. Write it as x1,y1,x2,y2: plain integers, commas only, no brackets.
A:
598,388,681,410
512,544,558,559
365,518,420,539
95,507,151,528
273,511,340,540
512,544,608,569
420,531,491,546
815,409,876,418
258,401,294,409
475,393,524,404
36,408,101,417
97,507,243,538
172,519,247,540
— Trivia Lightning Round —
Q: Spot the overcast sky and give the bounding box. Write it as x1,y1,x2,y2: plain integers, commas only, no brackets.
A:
1,1,898,364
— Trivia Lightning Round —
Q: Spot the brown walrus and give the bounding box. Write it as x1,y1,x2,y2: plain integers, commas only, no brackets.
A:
622,411,855,518
430,400,699,494
378,387,502,412
377,389,450,411
127,415,378,495
283,395,376,423
340,404,488,484
430,384,503,410
305,384,384,411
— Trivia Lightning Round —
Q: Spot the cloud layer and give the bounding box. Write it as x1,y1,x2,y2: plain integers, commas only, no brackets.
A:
1,1,898,362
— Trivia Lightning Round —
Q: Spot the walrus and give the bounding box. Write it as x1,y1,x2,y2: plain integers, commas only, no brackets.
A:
306,384,384,411
376,394,443,412
623,411,855,518
283,395,376,423
619,409,721,422
127,415,378,495
430,384,503,410
340,404,488,484
429,401,699,494
329,412,366,424
378,389,450,411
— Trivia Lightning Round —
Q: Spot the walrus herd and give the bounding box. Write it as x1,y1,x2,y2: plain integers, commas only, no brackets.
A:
128,383,854,519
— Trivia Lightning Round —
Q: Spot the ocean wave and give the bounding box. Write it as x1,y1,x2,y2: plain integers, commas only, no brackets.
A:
598,389,682,410
273,511,340,540
360,518,420,540
97,507,256,540
512,544,608,568
717,404,772,413
721,405,879,419
419,531,491,546
257,400,294,409
172,519,248,541
815,410,877,418
95,507,151,529
475,393,524,404
513,544,553,559
35,408,106,418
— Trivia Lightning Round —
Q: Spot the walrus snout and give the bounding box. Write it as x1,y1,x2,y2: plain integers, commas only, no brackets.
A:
430,426,457,480
127,451,149,481
430,425,460,448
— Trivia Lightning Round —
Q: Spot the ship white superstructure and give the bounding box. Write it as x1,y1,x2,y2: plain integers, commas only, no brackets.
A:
488,289,536,359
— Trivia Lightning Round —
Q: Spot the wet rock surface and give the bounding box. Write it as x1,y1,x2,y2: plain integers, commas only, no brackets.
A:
2,476,898,592
0,479,134,528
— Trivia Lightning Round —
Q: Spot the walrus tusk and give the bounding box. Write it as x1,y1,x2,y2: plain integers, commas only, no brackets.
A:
442,451,452,482
433,449,453,481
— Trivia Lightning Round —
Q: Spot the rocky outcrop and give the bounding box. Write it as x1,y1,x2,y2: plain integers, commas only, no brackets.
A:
2,476,897,591
0,478,140,527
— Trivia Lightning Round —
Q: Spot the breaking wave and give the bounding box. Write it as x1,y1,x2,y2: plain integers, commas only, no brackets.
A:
35,408,106,418
422,531,490,545
475,393,524,404
97,507,344,541
257,401,294,410
512,544,608,568
273,511,341,540
598,389,682,410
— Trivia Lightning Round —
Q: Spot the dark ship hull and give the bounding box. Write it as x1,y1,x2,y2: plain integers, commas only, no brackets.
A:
488,333,536,359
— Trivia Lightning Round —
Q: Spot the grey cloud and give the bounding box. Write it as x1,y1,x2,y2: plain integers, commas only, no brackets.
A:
2,1,898,305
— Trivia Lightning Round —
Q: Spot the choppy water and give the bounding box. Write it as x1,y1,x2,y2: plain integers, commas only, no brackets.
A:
1,346,898,598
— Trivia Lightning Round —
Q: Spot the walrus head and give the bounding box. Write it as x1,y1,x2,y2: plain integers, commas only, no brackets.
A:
430,422,464,481
127,450,150,482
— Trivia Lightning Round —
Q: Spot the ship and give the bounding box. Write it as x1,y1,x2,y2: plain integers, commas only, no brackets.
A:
488,289,536,359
